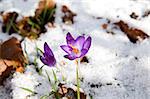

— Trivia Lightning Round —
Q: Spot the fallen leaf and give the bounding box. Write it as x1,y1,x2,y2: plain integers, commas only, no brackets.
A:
0,37,27,84
57,83,87,99
17,0,56,39
17,17,41,39
1,37,26,64
62,5,77,25
130,12,138,19
0,60,15,84
102,23,108,29
1,0,56,39
142,10,150,17
115,20,149,43
80,56,89,63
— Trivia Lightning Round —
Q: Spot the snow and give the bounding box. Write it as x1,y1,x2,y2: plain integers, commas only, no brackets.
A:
11,66,52,99
0,0,39,16
0,0,150,99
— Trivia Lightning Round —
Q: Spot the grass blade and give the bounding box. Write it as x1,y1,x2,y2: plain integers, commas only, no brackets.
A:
45,70,51,84
20,87,37,94
52,69,57,83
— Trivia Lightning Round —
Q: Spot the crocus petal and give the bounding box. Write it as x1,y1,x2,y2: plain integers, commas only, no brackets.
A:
66,32,75,45
47,56,56,66
40,56,56,67
64,55,77,60
40,42,56,66
44,42,54,56
40,56,48,66
61,33,92,61
80,49,88,57
60,45,73,54
74,36,85,50
83,36,92,50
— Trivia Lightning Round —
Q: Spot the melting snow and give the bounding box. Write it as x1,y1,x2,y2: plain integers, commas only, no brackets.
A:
0,0,150,99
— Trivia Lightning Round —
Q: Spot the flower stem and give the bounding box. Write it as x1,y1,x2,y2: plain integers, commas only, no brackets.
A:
76,59,80,99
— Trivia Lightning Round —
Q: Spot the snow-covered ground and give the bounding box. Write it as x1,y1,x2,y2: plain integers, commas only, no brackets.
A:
0,0,150,99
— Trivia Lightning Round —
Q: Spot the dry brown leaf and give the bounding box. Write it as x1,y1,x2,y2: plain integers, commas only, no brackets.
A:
130,12,138,19
17,17,40,39
0,59,15,84
80,56,89,63
142,10,150,17
1,0,56,39
57,83,87,99
0,37,27,84
1,37,26,64
115,20,149,43
17,0,55,39
102,23,108,29
62,5,77,25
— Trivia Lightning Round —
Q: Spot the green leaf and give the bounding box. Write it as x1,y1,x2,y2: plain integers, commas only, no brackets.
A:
38,65,44,75
36,47,43,54
34,56,38,66
52,69,57,83
6,15,16,33
20,87,37,94
11,23,18,32
40,95,49,99
23,42,29,66
47,8,55,21
90,95,93,99
45,70,51,84
28,18,40,29
28,18,37,26
40,91,55,99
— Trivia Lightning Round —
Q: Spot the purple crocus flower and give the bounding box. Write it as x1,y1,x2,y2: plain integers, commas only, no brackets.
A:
60,32,92,60
40,42,56,67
